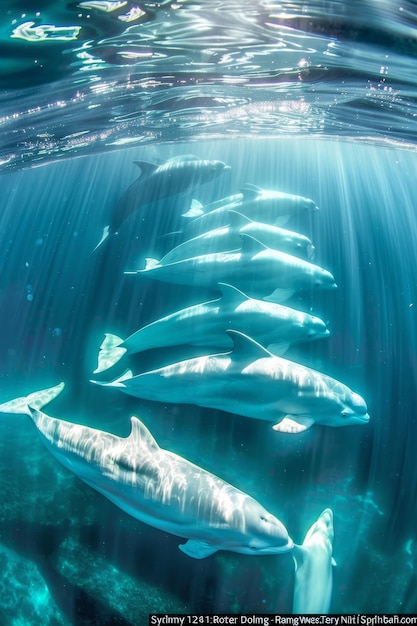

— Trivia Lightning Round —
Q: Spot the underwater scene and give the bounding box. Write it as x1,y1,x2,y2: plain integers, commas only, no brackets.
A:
1,1,417,624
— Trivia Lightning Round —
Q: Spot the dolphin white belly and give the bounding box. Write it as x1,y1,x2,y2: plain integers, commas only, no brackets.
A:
92,330,370,433
0,384,293,560
292,508,336,614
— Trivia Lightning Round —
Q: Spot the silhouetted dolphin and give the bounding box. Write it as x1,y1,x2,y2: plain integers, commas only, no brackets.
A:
94,155,231,250
292,509,336,613
126,234,336,304
94,283,329,373
92,330,370,432
0,384,293,559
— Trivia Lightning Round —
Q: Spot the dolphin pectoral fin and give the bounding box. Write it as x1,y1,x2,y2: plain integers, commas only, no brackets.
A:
90,368,133,388
94,333,127,374
179,539,219,559
92,225,110,252
267,342,290,356
182,199,204,218
0,382,65,416
332,557,337,566
263,288,295,304
273,416,315,434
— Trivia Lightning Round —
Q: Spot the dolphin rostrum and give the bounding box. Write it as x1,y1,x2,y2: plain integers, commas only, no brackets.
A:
126,235,337,304
292,508,336,614
94,283,330,374
92,330,370,432
94,155,231,250
0,384,293,559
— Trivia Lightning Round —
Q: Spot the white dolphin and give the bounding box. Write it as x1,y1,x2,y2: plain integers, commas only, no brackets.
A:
126,235,336,304
92,330,370,433
292,508,336,614
94,283,330,373
0,385,293,560
182,184,318,228
160,210,315,263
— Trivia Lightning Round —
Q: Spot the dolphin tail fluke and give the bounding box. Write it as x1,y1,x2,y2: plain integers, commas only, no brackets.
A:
92,225,110,253
94,333,127,374
90,368,133,388
0,382,65,416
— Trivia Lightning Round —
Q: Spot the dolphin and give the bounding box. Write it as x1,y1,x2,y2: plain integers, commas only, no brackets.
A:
92,330,370,432
94,155,231,250
0,385,293,560
182,183,318,230
292,509,336,614
94,283,330,373
126,235,337,304
160,210,315,264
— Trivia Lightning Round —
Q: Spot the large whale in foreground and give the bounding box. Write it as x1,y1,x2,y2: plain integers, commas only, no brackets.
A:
0,384,293,559
94,283,330,373
126,235,337,304
292,509,336,614
93,330,370,433
94,155,231,250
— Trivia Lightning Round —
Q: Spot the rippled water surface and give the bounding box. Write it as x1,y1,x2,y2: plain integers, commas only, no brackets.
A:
2,0,417,171
1,1,417,624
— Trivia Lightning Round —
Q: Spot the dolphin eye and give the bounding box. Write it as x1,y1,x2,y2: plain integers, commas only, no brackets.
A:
260,515,267,522
249,546,258,551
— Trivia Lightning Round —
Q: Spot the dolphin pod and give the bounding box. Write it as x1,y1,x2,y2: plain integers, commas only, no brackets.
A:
94,283,330,374
0,384,293,560
92,330,369,433
94,155,231,250
161,210,316,263
126,235,337,304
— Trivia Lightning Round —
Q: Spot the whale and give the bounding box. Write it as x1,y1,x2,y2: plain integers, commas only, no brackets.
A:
126,235,337,304
94,155,231,250
182,184,318,229
292,509,336,614
94,283,330,373
0,384,293,560
92,330,370,433
160,210,315,264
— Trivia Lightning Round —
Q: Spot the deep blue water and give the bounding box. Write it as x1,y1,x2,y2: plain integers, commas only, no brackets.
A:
1,139,417,623
1,1,417,624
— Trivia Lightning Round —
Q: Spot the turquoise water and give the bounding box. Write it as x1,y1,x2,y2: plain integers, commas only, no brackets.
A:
1,1,417,623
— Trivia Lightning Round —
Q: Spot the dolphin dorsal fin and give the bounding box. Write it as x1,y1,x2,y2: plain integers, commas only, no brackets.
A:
226,330,272,359
133,161,158,177
240,234,270,255
226,210,253,227
128,416,159,451
241,183,262,199
217,282,250,305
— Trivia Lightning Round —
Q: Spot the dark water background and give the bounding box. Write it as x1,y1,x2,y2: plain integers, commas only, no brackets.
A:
1,1,417,623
